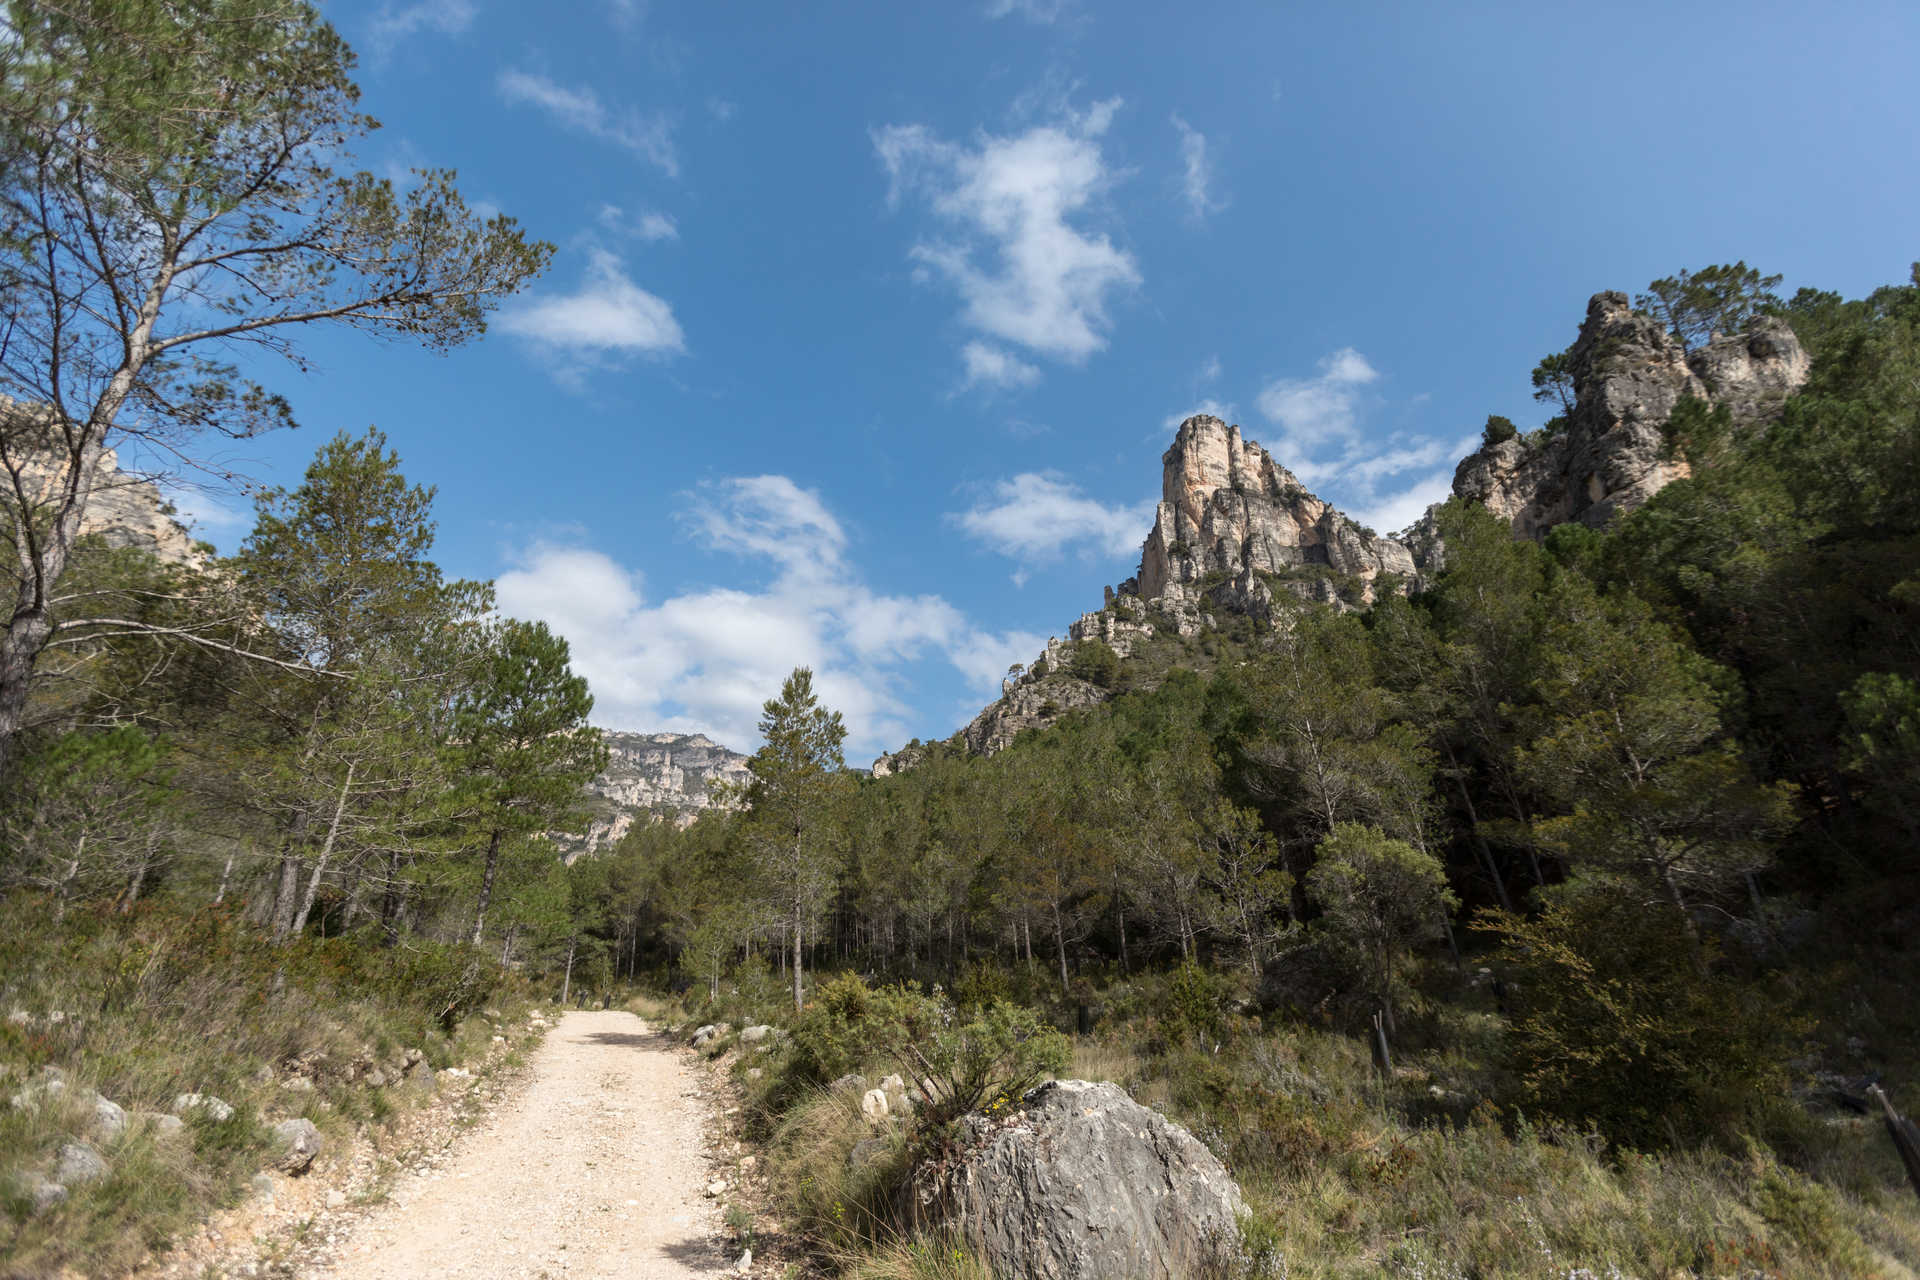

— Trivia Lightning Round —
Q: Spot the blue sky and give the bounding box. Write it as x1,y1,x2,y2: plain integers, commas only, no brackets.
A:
167,0,1920,759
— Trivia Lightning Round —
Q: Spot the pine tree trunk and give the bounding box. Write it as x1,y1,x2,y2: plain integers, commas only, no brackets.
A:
1053,899,1070,997
472,826,502,946
119,831,157,913
291,761,354,937
791,912,804,1013
561,936,577,1005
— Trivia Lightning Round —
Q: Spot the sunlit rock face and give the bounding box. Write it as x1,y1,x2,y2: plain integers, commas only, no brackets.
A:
558,731,749,860
1448,292,1810,541
1,397,205,569
1136,415,1415,610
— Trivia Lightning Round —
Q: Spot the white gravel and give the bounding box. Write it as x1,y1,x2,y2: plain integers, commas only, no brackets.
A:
316,1010,726,1279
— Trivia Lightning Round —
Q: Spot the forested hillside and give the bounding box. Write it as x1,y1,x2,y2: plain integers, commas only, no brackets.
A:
601,265,1920,1278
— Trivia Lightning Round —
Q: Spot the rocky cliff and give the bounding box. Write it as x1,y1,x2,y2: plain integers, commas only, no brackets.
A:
557,731,749,861
1131,415,1416,626
2,398,207,569
1448,292,1808,539
882,293,1811,770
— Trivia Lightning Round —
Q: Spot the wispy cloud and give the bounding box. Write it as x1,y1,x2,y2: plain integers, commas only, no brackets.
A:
596,203,679,243
499,248,685,382
1257,347,1380,455
984,0,1076,23
874,97,1138,383
498,70,678,177
961,341,1042,392
497,479,1039,756
953,472,1152,570
1171,114,1224,219
367,0,476,56
1164,398,1237,431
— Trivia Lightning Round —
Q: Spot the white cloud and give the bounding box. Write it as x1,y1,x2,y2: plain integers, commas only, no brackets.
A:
954,473,1152,564
961,340,1042,391
367,0,475,55
1256,347,1379,452
605,0,646,27
597,204,678,242
874,100,1139,366
498,70,678,177
1350,470,1455,537
499,248,685,376
497,480,1038,756
1199,354,1222,382
1171,114,1223,219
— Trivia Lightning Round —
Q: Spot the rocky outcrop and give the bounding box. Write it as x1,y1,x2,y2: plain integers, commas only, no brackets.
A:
1138,416,1415,616
555,731,750,860
917,1079,1245,1280
1447,292,1809,541
962,668,1107,756
1,396,207,568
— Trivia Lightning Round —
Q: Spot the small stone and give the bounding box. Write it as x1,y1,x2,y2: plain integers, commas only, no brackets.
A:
733,1246,753,1274
173,1093,235,1122
281,1076,316,1093
738,1025,774,1044
55,1141,108,1186
140,1112,186,1139
6,1008,30,1027
365,1068,388,1088
829,1073,867,1095
704,1179,728,1197
860,1088,890,1125
29,1178,66,1214
326,1189,348,1209
251,1173,277,1200
271,1118,322,1174
89,1093,127,1139
745,1068,763,1081
403,1048,424,1066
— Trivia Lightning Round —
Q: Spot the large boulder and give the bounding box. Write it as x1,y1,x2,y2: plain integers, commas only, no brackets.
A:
917,1079,1244,1280
54,1141,108,1186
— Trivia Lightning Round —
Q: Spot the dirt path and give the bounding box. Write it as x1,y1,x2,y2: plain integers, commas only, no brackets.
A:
316,1011,728,1280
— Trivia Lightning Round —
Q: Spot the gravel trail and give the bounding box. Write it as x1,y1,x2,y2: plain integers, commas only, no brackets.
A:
319,1010,727,1279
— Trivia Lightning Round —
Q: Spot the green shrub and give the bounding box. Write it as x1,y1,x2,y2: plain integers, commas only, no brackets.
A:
1481,878,1801,1150
1482,414,1518,447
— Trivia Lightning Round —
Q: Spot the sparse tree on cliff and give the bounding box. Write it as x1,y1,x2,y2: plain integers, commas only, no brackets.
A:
0,0,550,773
1636,262,1782,354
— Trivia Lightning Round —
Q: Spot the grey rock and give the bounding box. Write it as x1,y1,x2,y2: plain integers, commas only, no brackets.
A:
738,1025,774,1044
29,1177,67,1214
271,1118,322,1174
251,1173,277,1200
365,1068,388,1088
88,1093,127,1139
829,1073,868,1095
326,1188,348,1209
554,732,752,861
1445,292,1810,546
918,1079,1244,1280
281,1076,316,1094
690,1023,728,1048
173,1093,235,1122
140,1112,186,1139
55,1141,108,1186
859,1088,890,1125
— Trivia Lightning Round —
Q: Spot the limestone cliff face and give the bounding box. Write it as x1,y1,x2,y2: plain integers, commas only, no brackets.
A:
1448,292,1809,540
558,731,749,861
2,398,205,569
1136,416,1416,612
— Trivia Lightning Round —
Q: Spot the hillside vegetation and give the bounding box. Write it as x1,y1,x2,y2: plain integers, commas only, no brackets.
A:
604,265,1920,1278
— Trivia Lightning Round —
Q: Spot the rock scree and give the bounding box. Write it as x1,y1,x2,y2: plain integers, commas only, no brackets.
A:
917,1078,1245,1280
